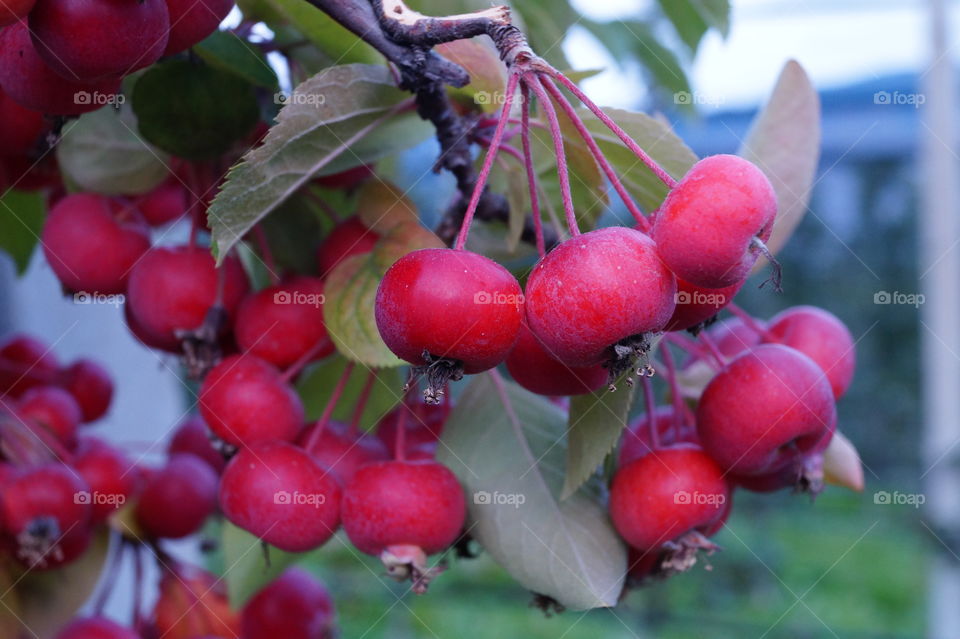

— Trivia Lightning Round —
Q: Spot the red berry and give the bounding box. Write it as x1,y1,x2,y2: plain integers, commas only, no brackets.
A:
300,420,389,485
0,334,59,397
126,245,250,348
525,226,676,368
59,359,113,423
54,616,140,639
653,154,777,289
241,567,336,639
0,21,121,115
167,415,225,473
696,344,837,476
17,385,82,446
163,0,234,56
316,216,379,277
313,165,374,191
0,87,46,156
505,320,607,396
29,0,169,80
73,436,137,522
199,354,304,447
375,401,449,453
234,277,334,368
135,454,218,539
664,277,743,332
219,441,342,552
132,177,187,227
764,305,856,399
41,193,151,294
341,460,465,556
0,0,35,26
618,406,698,467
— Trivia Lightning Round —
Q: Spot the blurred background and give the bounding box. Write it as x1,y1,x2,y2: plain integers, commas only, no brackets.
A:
2,0,956,637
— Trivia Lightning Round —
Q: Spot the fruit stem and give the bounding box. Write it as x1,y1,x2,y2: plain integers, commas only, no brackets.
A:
525,74,580,237
132,542,145,629
278,338,329,384
454,71,521,251
658,342,688,434
305,361,355,451
697,331,727,369
93,532,125,615
520,82,546,258
539,75,651,232
252,225,280,285
394,397,408,462
348,370,377,436
543,68,679,190
641,375,659,450
726,303,775,340
663,334,720,372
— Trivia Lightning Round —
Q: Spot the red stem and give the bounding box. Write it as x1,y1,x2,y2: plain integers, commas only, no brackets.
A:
726,303,774,339
278,338,330,384
348,370,377,436
658,342,687,434
253,225,280,285
454,72,521,251
663,333,720,372
394,401,407,462
304,361,355,451
641,375,659,450
520,82,546,257
698,331,727,368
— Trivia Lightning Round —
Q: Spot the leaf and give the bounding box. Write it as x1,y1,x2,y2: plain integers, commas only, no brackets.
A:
511,0,576,68
656,0,730,53
258,192,327,275
265,0,380,65
0,190,45,274
194,31,279,89
322,222,443,367
741,60,821,271
355,180,419,234
296,356,403,429
437,374,626,610
56,103,170,196
207,64,431,262
436,38,506,114
487,158,528,252
222,522,299,608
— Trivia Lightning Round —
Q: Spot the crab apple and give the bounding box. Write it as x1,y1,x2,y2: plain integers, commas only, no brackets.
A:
167,415,225,473
314,165,374,190
219,441,342,552
375,248,523,393
135,454,218,539
242,567,336,639
132,177,187,227
235,277,334,368
17,386,82,446
664,277,743,333
653,154,777,289
59,359,113,423
0,22,121,115
764,306,856,399
375,401,450,453
0,88,46,156
300,420,389,485
0,334,59,397
29,0,169,81
696,344,837,477
41,193,151,295
0,0,34,26
126,245,250,348
54,617,141,639
163,0,235,55
152,566,239,639
199,355,304,447
316,216,379,277
505,320,608,396
618,406,698,467
525,226,677,370
73,437,137,522
0,153,60,193
123,300,179,352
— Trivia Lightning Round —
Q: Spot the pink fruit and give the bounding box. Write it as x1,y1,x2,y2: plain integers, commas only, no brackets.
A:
59,359,113,423
300,420,389,485
505,320,607,396
241,567,336,639
17,385,82,446
163,0,235,56
316,216,379,277
135,454,218,539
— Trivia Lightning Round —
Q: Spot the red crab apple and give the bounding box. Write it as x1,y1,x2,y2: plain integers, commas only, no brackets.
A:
0,0,35,26
17,385,82,446
167,415,225,473
54,617,140,639
618,406,698,467
375,401,450,454
0,334,59,397
59,358,113,423
0,88,46,156
133,177,187,227
135,453,218,539
299,420,389,485
73,436,137,522
242,567,336,639
505,320,607,396
163,0,235,55
316,216,379,277
664,277,743,333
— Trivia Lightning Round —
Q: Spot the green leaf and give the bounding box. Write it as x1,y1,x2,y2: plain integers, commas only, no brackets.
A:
258,192,327,275
207,64,431,262
57,103,170,196
266,0,380,65
194,30,279,89
296,356,403,429
487,156,529,252
437,374,627,610
511,0,576,68
0,190,45,274
741,60,820,271
656,0,730,53
583,20,690,99
436,38,506,114
132,59,260,161
222,521,299,608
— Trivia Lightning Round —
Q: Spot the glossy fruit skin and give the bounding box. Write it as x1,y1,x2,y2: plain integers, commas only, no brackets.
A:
42,194,151,294
199,355,304,447
696,344,837,476
0,0,35,26
0,334,59,397
17,385,82,446
505,320,607,396
0,22,121,115
59,359,113,423
375,402,449,454
618,406,698,467
525,227,677,366
610,445,729,551
167,415,224,473
29,0,170,80
135,454,218,539
152,567,239,639
300,420,389,485
126,245,250,347
375,248,523,373
133,177,186,227
653,154,777,288
163,0,234,55
316,216,378,277
664,277,743,332
219,441,342,552
54,616,141,639
341,460,466,556
765,306,856,399
73,437,136,522
1,463,91,541
0,88,46,156
241,567,336,639
235,277,334,368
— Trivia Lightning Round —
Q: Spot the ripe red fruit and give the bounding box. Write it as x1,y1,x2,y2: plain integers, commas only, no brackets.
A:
0,334,59,397
0,0,35,26
163,0,235,56
525,226,677,370
41,193,151,294
241,567,336,639
135,454,218,539
132,177,187,227
17,385,82,446
234,277,334,368
618,406,698,467
199,355,304,447
696,344,837,476
764,306,856,399
29,0,170,80
126,245,250,348
316,216,379,277
54,616,140,639
59,359,113,423
0,88,46,156
505,320,607,396
314,165,374,190
300,420,389,485
152,566,239,639
73,436,137,522
375,401,449,453
167,415,225,473
375,248,523,397
219,441,342,552
663,277,743,333
653,154,777,289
